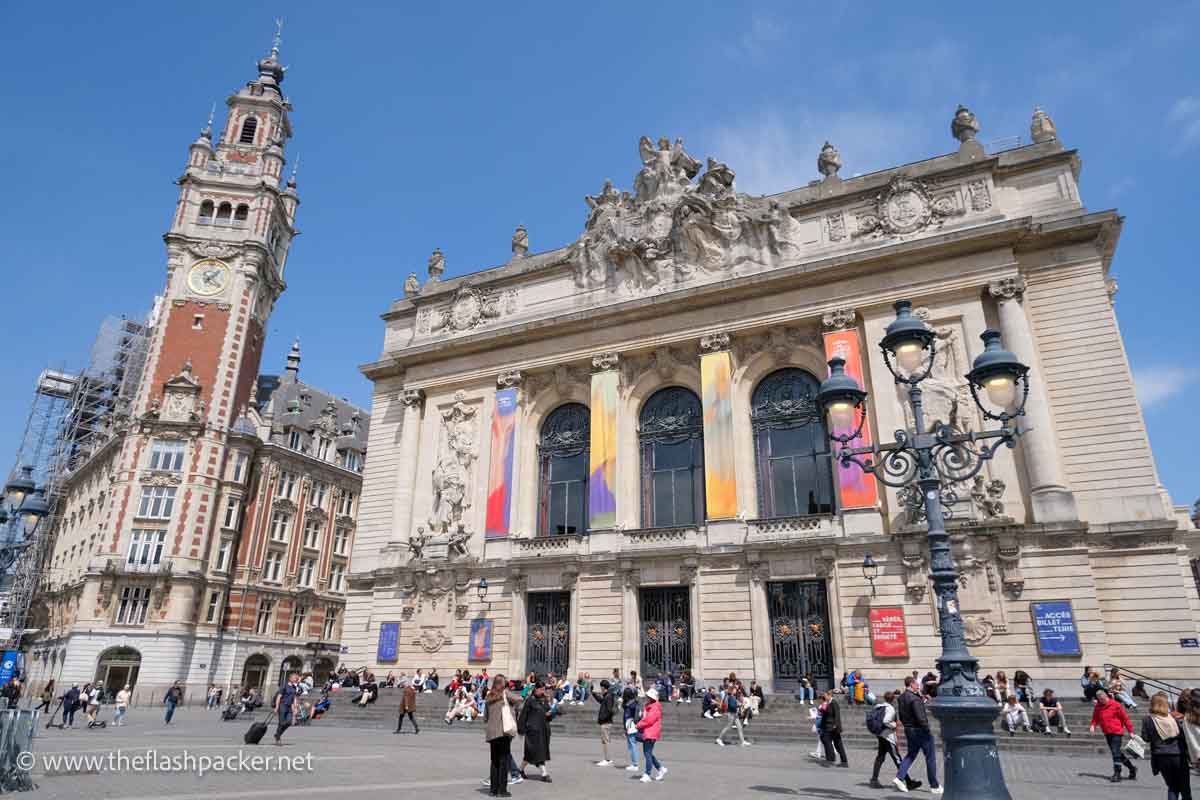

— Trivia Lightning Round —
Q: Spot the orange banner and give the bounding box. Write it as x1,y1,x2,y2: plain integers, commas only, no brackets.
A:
822,329,877,510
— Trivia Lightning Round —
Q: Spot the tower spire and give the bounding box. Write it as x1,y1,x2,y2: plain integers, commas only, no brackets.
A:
200,102,215,140
272,17,283,58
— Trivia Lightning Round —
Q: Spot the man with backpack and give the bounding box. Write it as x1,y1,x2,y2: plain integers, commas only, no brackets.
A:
715,684,750,747
592,679,617,766
894,676,941,794
868,691,904,789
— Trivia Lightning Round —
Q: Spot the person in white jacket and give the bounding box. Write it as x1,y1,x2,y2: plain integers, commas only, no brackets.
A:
869,691,903,789
1001,695,1031,734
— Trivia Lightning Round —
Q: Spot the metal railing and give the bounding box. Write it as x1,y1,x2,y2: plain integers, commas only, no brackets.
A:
0,709,38,792
1103,663,1186,704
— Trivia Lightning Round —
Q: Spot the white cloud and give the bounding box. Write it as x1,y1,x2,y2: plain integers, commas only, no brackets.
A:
1107,177,1136,200
703,109,935,196
1134,366,1200,410
1167,96,1200,155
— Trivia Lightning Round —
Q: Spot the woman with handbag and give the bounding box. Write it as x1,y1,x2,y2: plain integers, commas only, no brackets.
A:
636,688,667,783
484,674,523,798
1142,692,1191,799
517,682,553,782
622,686,642,772
1091,689,1138,782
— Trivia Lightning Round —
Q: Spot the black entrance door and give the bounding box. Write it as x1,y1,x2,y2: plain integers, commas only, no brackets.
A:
526,592,570,677
766,580,833,690
639,587,691,679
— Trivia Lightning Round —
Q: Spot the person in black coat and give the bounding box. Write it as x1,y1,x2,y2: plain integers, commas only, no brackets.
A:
817,690,849,767
1140,692,1190,796
518,683,553,782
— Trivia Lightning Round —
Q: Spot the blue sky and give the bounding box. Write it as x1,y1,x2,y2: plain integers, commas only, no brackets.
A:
1,2,1197,507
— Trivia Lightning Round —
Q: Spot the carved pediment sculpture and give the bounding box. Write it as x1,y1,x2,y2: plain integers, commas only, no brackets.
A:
855,175,964,239
416,285,519,336
159,361,204,424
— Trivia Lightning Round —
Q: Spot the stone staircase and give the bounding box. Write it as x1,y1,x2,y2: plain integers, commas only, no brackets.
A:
296,687,1114,756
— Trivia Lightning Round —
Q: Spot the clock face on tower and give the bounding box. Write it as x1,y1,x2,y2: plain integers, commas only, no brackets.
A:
187,259,231,296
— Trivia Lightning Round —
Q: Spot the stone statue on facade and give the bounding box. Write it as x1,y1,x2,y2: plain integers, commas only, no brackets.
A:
635,136,701,204
970,475,1007,520
511,224,529,258
404,272,421,297
429,391,478,541
951,105,981,143
817,141,843,178
1030,106,1057,144
427,248,445,282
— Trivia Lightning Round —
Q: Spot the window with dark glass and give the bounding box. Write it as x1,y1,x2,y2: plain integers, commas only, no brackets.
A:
537,403,590,536
638,387,705,527
751,369,835,517
239,116,258,144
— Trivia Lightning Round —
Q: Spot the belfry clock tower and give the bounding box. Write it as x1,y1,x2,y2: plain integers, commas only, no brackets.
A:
140,38,299,425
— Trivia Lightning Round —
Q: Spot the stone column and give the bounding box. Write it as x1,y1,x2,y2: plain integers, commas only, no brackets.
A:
508,572,528,677
389,389,425,544
989,278,1078,522
619,562,641,679
680,560,702,682
747,561,774,685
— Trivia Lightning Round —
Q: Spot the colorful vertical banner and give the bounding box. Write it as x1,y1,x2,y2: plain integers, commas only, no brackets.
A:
588,369,619,529
700,350,738,519
869,607,909,658
376,623,400,662
485,388,518,538
822,328,878,509
469,619,494,662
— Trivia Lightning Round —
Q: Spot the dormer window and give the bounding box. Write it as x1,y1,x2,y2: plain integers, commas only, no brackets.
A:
198,200,214,223
342,451,362,472
216,202,232,224
239,116,258,144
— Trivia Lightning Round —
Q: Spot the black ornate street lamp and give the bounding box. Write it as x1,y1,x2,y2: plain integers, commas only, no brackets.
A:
862,554,879,597
817,299,1029,800
477,578,490,607
0,466,48,573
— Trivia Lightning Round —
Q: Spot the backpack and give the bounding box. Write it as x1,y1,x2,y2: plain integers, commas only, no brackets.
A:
865,704,888,736
1031,715,1047,734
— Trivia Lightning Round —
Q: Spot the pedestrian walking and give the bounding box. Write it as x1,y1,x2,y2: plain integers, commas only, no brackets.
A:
1141,691,1190,799
34,680,54,713
1090,688,1137,783
622,687,642,773
715,684,749,747
163,681,183,725
816,690,848,767
62,685,80,728
893,676,938,794
868,691,901,788
114,684,131,726
86,683,104,727
273,672,300,746
484,674,523,798
592,679,616,766
518,682,553,782
635,688,666,783
394,681,419,734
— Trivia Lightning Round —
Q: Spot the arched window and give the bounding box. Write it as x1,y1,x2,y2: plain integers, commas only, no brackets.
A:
198,200,214,223
239,116,258,144
751,369,835,517
234,203,249,223
639,387,705,527
537,403,589,536
216,202,232,223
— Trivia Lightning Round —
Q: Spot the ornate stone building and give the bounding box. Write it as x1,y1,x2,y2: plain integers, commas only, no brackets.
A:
346,108,1198,691
24,44,365,702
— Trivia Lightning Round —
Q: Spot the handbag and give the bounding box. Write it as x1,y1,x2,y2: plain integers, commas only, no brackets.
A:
501,695,518,737
625,718,637,735
1123,734,1147,760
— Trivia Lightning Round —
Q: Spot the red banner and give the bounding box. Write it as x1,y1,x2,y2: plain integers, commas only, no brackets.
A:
869,606,909,659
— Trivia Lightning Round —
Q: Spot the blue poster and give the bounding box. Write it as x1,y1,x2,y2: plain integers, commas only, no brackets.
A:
1031,601,1081,657
0,651,17,685
377,623,400,662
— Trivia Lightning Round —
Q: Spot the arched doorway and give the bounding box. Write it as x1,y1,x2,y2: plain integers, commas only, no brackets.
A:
242,654,270,694
94,646,141,698
313,657,335,685
279,655,304,687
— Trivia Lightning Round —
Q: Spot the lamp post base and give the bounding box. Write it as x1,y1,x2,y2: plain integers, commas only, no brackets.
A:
930,694,1011,800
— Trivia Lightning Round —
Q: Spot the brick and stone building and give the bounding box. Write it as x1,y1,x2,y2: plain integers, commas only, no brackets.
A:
345,112,1198,692
24,43,365,703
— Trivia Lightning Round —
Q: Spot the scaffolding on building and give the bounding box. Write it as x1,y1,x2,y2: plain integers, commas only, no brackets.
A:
1,305,157,648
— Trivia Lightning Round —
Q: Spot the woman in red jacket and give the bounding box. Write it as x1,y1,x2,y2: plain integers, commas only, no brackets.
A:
636,688,667,783
1091,689,1138,782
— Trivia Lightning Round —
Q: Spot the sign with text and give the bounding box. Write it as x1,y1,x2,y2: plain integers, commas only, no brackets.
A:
1031,600,1082,657
376,623,400,662
869,607,909,659
0,651,17,685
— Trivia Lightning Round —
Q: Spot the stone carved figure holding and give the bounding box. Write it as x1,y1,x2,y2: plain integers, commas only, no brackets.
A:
429,391,478,539
511,224,529,258
635,136,701,204
951,105,981,143
817,141,843,178
970,475,1006,520
404,272,421,297
427,248,445,282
